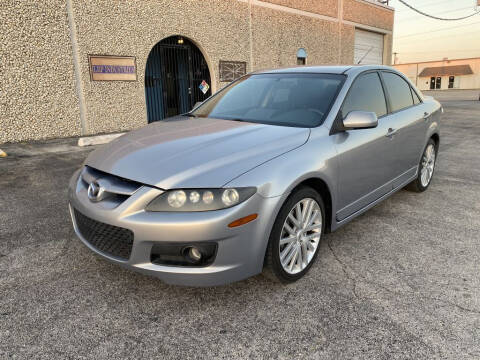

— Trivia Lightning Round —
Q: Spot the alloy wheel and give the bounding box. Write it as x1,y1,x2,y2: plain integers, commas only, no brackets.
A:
279,198,322,274
420,144,436,187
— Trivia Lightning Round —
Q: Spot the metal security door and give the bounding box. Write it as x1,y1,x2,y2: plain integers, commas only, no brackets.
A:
145,36,212,123
160,45,191,118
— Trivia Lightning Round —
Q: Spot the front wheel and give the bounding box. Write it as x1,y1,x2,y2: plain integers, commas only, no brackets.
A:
263,186,325,283
407,139,437,192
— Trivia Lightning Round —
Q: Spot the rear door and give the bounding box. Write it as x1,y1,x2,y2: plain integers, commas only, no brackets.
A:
379,71,427,188
334,71,397,221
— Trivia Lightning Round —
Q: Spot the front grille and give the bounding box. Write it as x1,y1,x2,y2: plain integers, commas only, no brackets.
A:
74,209,134,260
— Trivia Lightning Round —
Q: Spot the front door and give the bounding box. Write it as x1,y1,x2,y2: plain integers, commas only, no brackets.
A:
334,71,396,221
435,76,441,89
430,77,435,90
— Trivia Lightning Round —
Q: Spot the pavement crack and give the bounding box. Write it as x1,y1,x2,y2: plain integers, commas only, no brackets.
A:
363,277,480,314
327,238,359,299
326,238,480,314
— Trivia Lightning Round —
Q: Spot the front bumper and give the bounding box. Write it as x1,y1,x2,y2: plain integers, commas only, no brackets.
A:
68,169,281,286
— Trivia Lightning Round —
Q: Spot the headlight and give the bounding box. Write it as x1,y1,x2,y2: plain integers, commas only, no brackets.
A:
146,187,256,212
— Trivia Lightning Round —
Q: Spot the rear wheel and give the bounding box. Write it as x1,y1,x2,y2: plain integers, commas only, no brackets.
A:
263,186,325,283
407,139,437,192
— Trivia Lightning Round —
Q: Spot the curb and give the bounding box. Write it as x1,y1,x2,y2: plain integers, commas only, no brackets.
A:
78,133,125,147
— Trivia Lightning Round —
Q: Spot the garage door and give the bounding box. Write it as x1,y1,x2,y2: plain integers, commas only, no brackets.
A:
354,29,384,65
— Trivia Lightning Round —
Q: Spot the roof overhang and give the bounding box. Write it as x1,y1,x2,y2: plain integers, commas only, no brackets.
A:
418,65,473,77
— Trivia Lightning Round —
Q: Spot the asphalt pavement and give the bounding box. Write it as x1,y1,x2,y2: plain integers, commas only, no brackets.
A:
1,101,479,359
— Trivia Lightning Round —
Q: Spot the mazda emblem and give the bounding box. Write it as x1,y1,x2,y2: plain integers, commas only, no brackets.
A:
87,181,105,202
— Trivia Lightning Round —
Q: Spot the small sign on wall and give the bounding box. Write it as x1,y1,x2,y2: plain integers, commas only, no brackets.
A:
199,80,210,94
88,55,137,81
219,60,247,82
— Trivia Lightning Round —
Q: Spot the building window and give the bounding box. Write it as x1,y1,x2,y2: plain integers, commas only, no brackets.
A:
448,76,454,89
296,48,307,65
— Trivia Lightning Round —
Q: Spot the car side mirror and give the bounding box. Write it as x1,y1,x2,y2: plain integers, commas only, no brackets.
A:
192,101,203,110
342,111,378,130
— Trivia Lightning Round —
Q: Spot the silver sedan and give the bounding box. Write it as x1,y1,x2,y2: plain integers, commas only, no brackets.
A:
68,65,441,286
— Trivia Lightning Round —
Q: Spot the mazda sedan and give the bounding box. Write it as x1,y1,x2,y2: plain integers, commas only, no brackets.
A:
69,65,441,286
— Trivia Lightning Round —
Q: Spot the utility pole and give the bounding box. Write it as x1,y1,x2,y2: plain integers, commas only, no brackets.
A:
416,63,419,86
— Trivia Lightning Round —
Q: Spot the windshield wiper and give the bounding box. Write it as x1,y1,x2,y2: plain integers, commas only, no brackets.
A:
224,117,250,122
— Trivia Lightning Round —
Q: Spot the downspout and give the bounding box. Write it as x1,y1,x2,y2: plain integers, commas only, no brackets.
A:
338,0,344,63
66,0,88,135
248,0,254,71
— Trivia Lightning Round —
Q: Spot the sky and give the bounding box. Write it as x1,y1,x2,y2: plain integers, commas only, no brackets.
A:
388,0,480,64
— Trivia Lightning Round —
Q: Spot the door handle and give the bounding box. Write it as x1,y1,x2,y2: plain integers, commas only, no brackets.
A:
386,128,397,138
423,112,430,120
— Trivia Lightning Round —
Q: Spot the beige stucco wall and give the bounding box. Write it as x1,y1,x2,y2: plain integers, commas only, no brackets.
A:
71,0,250,136
1,0,394,144
382,33,393,66
394,58,480,91
341,24,356,65
263,0,339,18
1,0,81,144
252,6,341,70
343,0,394,30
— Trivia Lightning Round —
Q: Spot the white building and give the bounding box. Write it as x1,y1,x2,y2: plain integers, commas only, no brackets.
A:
394,57,480,91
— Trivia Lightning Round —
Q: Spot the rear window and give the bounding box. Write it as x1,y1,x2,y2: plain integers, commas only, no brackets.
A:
191,73,345,127
382,72,414,112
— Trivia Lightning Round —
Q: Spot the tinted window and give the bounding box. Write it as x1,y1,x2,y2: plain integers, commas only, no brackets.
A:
191,73,344,127
411,87,421,104
382,72,414,112
341,72,387,118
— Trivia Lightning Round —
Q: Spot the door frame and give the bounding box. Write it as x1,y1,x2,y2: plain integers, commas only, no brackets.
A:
144,36,215,123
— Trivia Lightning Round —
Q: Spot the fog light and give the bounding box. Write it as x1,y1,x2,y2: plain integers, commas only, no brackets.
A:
188,247,202,262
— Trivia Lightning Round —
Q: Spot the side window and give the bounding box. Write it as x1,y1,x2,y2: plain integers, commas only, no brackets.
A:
411,87,421,104
382,72,414,112
341,72,387,118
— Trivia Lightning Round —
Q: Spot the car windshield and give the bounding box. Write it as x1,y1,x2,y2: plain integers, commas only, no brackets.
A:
190,73,345,127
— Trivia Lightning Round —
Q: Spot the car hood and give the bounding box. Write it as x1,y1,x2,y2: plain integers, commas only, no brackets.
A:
85,116,310,189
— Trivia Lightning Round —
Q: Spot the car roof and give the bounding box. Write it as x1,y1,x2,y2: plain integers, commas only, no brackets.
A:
254,65,396,75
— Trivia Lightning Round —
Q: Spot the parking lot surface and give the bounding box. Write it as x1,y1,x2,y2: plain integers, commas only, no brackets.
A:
1,101,479,359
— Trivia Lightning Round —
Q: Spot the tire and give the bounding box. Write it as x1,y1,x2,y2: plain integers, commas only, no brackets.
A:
263,186,325,283
407,138,437,193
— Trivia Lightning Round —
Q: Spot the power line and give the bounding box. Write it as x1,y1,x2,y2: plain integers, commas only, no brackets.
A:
397,0,480,20
394,21,480,39
394,0,461,12
396,6,475,22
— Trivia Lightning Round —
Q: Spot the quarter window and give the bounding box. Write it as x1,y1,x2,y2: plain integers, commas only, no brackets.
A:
411,87,421,104
382,72,414,112
341,72,387,118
